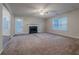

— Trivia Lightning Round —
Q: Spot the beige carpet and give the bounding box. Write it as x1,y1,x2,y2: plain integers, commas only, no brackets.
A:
1,33,79,55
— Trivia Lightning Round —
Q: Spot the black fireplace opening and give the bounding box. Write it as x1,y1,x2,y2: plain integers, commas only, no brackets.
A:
29,26,38,34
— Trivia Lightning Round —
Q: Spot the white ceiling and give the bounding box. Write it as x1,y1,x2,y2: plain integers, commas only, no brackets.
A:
8,3,79,18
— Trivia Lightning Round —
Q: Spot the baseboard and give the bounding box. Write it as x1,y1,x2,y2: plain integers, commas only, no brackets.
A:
48,32,79,39
0,49,3,54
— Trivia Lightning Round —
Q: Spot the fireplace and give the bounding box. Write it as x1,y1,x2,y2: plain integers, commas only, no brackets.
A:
29,26,38,34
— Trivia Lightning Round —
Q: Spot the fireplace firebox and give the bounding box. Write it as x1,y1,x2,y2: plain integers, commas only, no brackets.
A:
29,26,38,34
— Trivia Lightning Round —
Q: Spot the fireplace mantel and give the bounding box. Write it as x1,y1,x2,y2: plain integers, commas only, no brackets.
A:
27,24,39,26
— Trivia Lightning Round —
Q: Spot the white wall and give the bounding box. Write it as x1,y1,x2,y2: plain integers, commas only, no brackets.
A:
0,4,13,53
10,13,15,37
46,9,79,39
23,17,45,33
2,4,15,37
1,4,15,51
15,16,45,34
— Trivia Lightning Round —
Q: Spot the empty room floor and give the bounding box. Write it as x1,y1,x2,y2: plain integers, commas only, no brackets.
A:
1,33,79,55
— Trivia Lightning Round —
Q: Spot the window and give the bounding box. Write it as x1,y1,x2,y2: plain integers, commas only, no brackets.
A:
52,17,67,31
3,16,10,35
15,18,23,33
2,6,11,35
